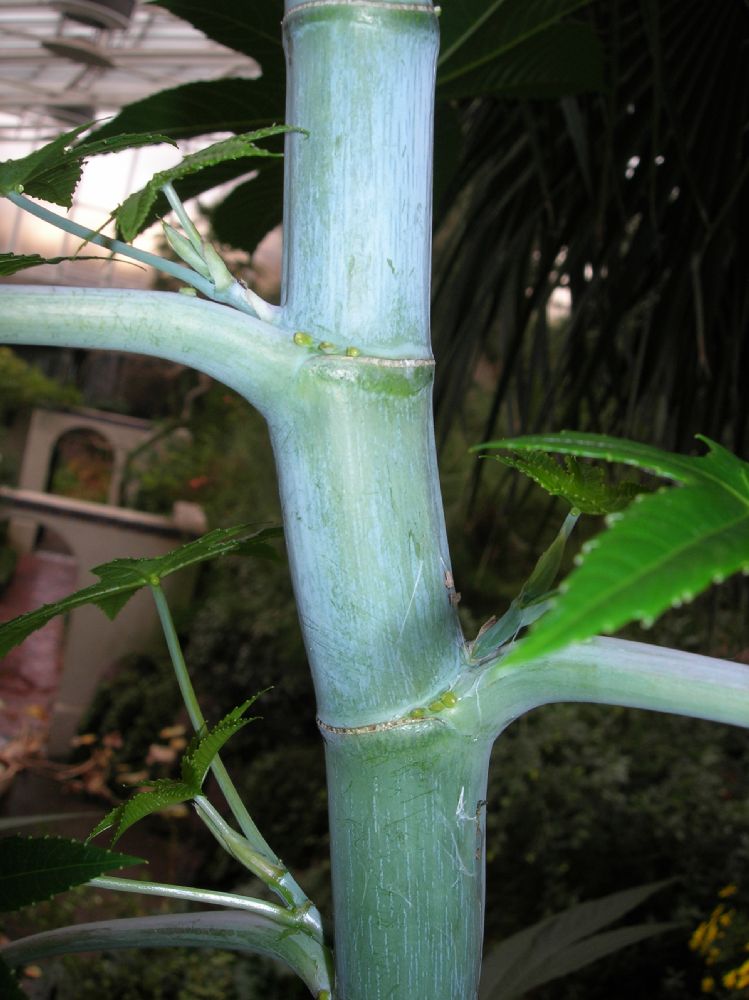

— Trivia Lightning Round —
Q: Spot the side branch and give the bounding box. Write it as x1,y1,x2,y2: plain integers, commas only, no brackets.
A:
1,910,334,997
459,636,749,739
0,285,302,416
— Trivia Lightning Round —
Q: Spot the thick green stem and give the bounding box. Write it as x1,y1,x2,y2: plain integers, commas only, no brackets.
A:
281,1,438,357
322,721,493,1000
458,636,749,740
1,911,334,997
268,355,465,726
0,286,300,417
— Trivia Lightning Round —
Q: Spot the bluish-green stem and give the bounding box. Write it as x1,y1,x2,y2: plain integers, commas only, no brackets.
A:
1,911,334,997
151,583,321,928
2,1,747,997
321,720,493,1000
7,191,212,295
281,1,438,358
90,875,303,927
7,191,276,320
451,635,749,740
0,285,302,417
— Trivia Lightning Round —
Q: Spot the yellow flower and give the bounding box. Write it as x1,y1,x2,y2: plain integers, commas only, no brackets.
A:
724,969,738,989
701,975,715,993
719,885,739,899
691,922,708,952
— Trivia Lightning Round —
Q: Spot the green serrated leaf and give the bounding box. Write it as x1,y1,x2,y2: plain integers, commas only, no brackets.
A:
114,128,295,242
0,956,26,999
180,698,261,788
0,524,280,659
481,434,749,666
485,449,641,515
0,835,142,911
0,125,174,208
0,123,89,204
0,253,105,276
89,780,198,846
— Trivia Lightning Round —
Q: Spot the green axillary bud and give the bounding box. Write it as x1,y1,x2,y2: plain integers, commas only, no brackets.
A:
318,341,335,351
409,707,427,719
226,827,285,883
294,331,315,347
178,286,197,296
162,222,212,279
202,242,234,293
194,796,286,889
345,346,361,357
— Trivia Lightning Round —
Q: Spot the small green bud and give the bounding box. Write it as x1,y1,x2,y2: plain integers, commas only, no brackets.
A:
409,707,427,719
441,690,458,708
427,699,445,713
202,242,234,292
162,222,211,279
318,341,335,351
148,574,161,587
293,331,314,347
178,286,197,296
345,346,361,357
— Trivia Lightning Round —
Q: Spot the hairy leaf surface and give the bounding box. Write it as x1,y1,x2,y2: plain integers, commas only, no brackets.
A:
484,449,641,514
479,434,749,665
0,524,280,658
88,781,198,845
0,836,141,911
180,699,260,788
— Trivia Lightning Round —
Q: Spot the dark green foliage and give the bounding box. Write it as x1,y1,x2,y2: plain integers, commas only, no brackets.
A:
437,0,602,99
0,836,141,911
432,0,749,456
480,880,678,999
0,345,79,417
485,699,749,998
478,433,749,664
86,0,601,251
